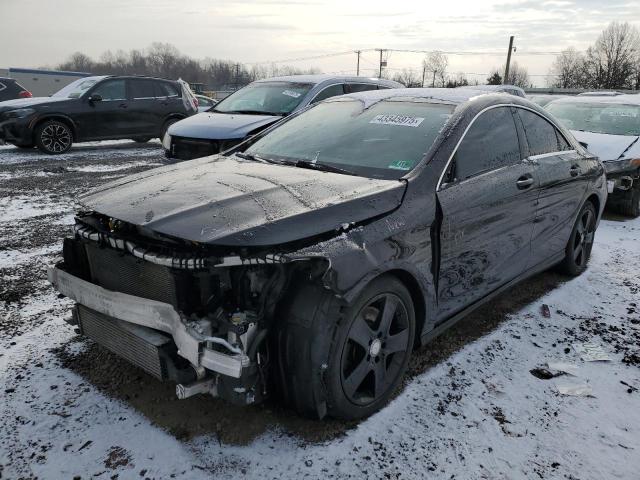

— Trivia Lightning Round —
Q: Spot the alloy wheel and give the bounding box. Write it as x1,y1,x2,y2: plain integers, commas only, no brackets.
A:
41,124,72,153
572,207,595,267
340,293,411,405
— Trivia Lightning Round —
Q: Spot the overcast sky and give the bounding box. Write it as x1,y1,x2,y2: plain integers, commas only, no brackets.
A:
1,0,639,86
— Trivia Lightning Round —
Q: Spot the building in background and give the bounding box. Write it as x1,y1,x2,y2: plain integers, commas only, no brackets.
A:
1,68,91,96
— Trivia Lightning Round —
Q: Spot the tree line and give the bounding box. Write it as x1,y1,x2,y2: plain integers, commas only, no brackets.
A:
55,21,639,91
549,22,639,89
57,42,319,90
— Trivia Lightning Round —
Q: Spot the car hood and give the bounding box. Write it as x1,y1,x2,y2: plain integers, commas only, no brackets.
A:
167,111,281,140
0,96,72,111
571,130,640,162
79,156,406,247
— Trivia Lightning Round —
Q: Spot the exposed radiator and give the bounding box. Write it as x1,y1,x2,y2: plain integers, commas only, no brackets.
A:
77,306,171,380
84,242,178,306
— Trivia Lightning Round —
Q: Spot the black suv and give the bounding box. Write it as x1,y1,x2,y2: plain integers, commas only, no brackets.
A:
0,75,196,154
0,78,32,102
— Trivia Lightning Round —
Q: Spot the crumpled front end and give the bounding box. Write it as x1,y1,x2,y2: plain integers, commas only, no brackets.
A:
49,214,327,405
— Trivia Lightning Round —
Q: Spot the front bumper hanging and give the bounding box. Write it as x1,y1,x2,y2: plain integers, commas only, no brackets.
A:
48,266,250,378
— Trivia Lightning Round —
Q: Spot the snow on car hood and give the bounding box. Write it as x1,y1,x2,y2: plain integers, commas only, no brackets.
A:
571,130,640,162
0,96,72,111
79,156,406,247
167,111,282,141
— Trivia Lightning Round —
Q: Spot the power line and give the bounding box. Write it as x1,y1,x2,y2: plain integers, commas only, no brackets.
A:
243,47,569,65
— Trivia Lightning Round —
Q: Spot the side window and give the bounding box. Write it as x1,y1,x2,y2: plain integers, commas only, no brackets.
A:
91,79,126,101
0,82,6,92
310,84,345,104
129,79,158,99
517,109,565,156
556,131,571,150
453,107,522,181
158,82,180,98
346,83,377,93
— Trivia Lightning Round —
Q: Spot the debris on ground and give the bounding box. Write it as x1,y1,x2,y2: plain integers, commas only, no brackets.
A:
572,342,611,362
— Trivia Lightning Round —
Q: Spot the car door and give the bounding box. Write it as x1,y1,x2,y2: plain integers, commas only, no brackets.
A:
127,79,164,136
435,106,539,319
82,78,129,139
514,108,590,266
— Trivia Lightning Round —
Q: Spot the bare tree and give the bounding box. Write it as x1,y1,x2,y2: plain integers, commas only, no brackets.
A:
59,52,94,72
549,48,587,88
584,22,640,89
392,69,422,87
422,51,448,87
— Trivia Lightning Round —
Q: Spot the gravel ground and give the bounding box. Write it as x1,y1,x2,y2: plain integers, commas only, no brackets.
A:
1,141,639,479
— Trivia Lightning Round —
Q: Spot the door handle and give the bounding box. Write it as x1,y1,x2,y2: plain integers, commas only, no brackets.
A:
570,164,581,177
516,175,534,189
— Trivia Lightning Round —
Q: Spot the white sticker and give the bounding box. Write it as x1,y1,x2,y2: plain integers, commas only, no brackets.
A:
282,90,302,98
370,114,425,127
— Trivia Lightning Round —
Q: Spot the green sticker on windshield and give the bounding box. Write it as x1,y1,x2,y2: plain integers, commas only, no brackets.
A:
388,160,413,170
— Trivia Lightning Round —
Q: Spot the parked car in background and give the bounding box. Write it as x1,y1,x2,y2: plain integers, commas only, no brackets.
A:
0,77,32,102
546,95,640,216
196,94,217,113
0,75,197,154
528,94,567,107
50,88,605,421
577,91,623,97
163,74,403,160
456,84,526,97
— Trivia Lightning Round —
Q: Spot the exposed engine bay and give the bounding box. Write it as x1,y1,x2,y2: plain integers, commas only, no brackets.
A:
50,211,327,406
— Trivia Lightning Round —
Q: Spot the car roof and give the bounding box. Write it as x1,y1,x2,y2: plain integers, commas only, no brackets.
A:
547,94,640,106
457,84,525,93
253,74,402,87
331,87,528,106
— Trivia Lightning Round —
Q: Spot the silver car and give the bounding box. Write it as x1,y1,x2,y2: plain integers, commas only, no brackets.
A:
546,94,640,216
163,75,403,160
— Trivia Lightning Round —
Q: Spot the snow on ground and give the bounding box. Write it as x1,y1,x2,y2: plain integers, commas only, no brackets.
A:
0,143,639,479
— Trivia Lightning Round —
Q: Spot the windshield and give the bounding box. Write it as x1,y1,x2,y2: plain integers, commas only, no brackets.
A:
51,76,105,99
245,98,454,179
546,101,640,136
214,81,313,116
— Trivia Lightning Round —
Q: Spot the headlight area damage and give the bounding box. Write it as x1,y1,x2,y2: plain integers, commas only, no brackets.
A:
49,213,332,406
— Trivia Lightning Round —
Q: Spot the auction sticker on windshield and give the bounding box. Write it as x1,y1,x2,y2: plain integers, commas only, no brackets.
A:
370,115,425,127
282,90,302,98
388,160,413,170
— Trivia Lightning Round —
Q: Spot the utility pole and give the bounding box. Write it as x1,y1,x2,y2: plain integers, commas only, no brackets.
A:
421,63,426,88
503,36,515,85
355,50,361,76
375,49,386,78
234,63,240,90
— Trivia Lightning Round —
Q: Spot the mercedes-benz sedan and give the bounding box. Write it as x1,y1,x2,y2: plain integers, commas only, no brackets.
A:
50,88,606,420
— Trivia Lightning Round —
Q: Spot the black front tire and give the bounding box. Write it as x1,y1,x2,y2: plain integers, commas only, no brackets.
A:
557,201,597,276
35,120,73,154
160,118,179,139
277,275,415,420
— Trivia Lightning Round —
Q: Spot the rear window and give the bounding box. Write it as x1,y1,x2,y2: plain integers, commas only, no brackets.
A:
246,98,454,179
546,101,640,136
158,82,180,97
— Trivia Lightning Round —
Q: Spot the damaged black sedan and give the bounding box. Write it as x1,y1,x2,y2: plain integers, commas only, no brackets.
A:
49,88,606,420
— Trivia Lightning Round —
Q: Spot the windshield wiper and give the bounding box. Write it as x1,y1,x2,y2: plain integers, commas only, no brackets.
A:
212,109,284,116
235,152,282,165
291,160,356,176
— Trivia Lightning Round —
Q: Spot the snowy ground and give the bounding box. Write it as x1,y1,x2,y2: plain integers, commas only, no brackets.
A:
1,142,639,479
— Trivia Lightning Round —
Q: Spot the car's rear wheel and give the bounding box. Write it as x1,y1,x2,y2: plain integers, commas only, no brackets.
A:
277,275,415,420
557,201,597,276
35,120,73,154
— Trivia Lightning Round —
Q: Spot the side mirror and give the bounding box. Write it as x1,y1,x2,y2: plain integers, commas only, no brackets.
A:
88,94,103,103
